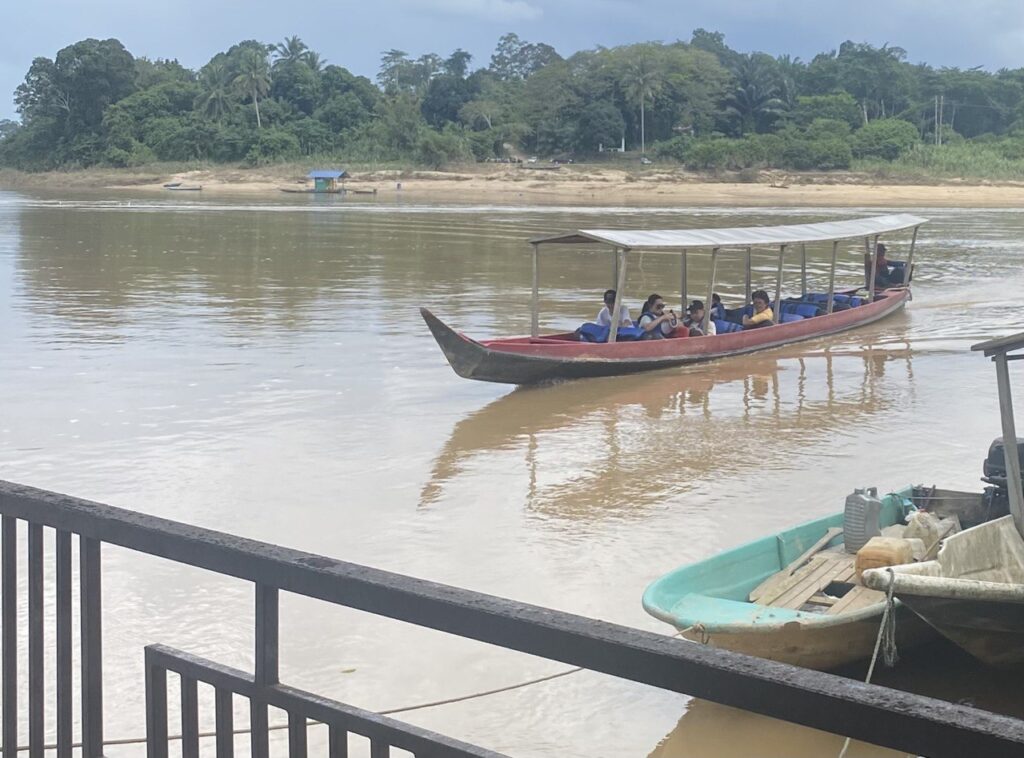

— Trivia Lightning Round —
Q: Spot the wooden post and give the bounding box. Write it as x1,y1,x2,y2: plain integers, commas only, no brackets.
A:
745,247,752,303
530,243,539,338
863,237,872,289
800,243,807,296
608,248,629,344
826,241,839,314
903,226,919,286
773,245,786,322
612,246,619,288
681,250,688,311
868,234,879,302
994,353,1024,536
703,248,719,333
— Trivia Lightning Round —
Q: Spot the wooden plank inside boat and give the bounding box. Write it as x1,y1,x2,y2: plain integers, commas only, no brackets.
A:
827,585,886,615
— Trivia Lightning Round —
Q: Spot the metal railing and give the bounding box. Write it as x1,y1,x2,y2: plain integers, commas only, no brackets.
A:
2,478,1024,758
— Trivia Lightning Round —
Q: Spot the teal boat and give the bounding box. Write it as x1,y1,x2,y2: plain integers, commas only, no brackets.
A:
642,486,991,670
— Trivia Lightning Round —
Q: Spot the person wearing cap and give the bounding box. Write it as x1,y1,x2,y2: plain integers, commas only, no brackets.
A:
683,300,717,337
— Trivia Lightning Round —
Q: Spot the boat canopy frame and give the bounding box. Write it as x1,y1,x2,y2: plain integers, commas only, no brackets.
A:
528,214,927,342
972,331,1024,538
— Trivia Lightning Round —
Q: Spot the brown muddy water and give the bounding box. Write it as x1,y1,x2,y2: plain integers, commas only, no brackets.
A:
2,190,1024,756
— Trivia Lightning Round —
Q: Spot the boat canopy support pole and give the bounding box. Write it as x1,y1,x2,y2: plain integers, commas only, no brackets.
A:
800,244,807,296
826,241,838,314
994,353,1024,536
868,235,879,302
745,247,752,303
681,251,687,312
612,247,619,288
703,248,719,333
608,248,629,344
773,245,786,320
904,226,919,286
531,243,540,338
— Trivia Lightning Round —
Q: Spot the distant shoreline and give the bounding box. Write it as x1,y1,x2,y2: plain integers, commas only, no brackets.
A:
4,163,1024,207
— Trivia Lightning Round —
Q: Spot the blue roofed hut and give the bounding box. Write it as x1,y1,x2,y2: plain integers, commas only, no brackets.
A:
308,169,348,192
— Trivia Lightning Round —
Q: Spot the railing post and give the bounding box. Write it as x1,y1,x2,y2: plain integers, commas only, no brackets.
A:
215,688,235,758
28,524,44,758
181,675,199,758
145,650,168,758
2,516,17,758
56,531,73,758
252,583,278,758
81,536,104,758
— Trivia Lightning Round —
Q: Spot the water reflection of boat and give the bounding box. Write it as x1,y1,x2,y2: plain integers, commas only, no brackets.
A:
421,347,913,515
423,215,926,384
649,697,904,758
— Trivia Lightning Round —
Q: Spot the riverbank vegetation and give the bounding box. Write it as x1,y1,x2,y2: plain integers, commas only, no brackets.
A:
3,32,1024,180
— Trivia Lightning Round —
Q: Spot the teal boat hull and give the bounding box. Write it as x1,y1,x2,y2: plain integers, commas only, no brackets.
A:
642,487,935,670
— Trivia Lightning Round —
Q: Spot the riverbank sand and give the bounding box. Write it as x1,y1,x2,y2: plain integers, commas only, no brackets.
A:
4,164,1024,207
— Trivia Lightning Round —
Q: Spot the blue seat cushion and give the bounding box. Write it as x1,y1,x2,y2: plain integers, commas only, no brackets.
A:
713,319,743,334
577,323,645,343
780,313,805,323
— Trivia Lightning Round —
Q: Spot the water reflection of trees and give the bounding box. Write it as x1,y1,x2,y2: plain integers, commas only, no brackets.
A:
11,203,551,331
421,346,915,519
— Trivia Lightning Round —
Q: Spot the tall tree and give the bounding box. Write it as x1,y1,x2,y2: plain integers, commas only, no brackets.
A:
196,61,233,121
618,44,665,153
272,36,308,68
725,53,787,134
233,48,271,128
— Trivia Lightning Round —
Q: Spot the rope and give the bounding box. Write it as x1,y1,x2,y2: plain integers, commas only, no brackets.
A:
838,568,899,758
3,628,693,752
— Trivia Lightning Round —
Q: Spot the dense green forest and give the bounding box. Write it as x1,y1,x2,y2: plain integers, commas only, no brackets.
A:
3,31,1024,176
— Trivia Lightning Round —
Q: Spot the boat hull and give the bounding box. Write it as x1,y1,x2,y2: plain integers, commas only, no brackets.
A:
422,288,909,384
677,605,931,670
894,595,1024,666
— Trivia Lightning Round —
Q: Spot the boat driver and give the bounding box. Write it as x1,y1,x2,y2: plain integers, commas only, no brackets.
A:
742,290,774,329
597,289,633,328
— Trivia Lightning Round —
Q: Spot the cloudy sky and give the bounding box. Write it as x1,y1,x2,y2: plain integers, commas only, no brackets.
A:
3,0,1023,121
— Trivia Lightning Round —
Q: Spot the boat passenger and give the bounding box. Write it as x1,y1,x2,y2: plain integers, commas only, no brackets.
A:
638,294,678,339
742,290,774,329
710,293,726,321
597,289,633,328
683,300,717,336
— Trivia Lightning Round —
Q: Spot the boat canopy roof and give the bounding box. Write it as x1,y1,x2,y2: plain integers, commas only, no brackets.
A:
530,214,928,252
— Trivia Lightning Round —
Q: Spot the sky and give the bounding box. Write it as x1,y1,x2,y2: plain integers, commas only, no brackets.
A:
2,0,1024,121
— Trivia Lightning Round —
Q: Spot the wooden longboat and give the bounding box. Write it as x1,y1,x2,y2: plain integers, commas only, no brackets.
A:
422,287,908,384
423,214,927,385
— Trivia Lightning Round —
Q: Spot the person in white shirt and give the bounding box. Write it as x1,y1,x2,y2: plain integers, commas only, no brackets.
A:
638,294,679,339
596,289,632,327
683,300,717,336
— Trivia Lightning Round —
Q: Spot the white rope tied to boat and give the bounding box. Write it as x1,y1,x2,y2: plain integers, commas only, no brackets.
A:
838,568,900,758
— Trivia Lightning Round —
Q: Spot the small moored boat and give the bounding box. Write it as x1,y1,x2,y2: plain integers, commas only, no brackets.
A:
423,214,927,385
863,331,1024,667
643,336,1015,670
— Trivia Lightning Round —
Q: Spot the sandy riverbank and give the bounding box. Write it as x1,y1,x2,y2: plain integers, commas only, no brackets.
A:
4,164,1024,207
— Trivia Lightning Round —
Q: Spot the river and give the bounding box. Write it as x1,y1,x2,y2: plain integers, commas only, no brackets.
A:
1,190,1023,756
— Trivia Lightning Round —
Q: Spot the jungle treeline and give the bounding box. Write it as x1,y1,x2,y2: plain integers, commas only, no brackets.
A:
3,30,1024,177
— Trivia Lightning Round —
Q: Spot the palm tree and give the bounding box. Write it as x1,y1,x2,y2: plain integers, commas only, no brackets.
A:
233,49,271,128
304,51,326,73
196,61,233,121
272,36,308,68
726,54,787,134
619,47,664,154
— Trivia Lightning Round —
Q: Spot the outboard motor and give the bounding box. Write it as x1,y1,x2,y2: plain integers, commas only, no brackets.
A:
844,487,883,553
981,437,1024,519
